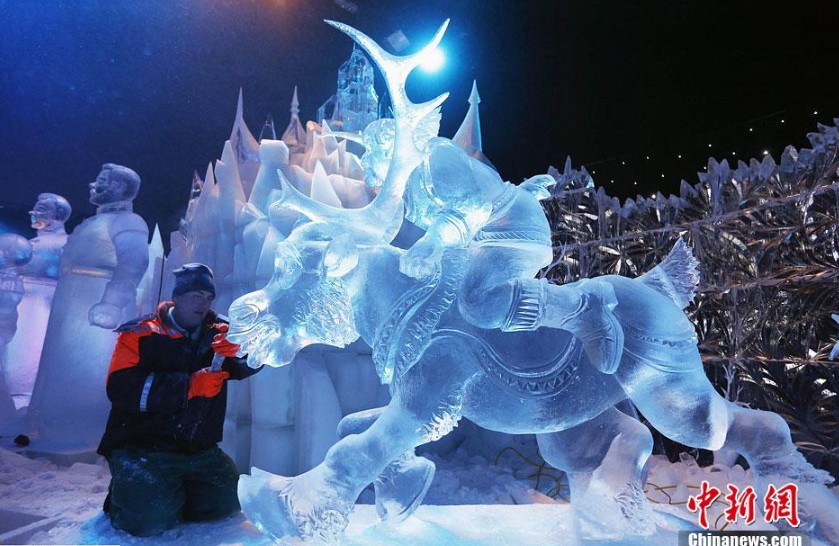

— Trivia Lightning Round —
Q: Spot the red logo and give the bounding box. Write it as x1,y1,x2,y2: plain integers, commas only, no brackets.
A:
723,484,757,525
764,483,800,527
686,480,721,529
686,481,799,529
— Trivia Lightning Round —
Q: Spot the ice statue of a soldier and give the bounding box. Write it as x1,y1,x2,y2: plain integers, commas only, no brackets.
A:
3,193,72,411
26,164,149,455
0,233,33,423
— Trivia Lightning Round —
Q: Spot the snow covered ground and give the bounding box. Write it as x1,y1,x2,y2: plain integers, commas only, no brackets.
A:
0,437,834,545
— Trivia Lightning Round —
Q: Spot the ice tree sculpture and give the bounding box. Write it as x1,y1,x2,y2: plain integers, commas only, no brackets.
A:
228,21,839,544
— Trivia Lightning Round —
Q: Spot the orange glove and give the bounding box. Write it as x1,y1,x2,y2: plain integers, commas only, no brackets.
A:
211,323,241,358
188,368,230,399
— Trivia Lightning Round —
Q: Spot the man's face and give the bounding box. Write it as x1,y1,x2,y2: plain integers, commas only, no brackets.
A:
29,198,58,230
89,169,122,206
172,290,214,330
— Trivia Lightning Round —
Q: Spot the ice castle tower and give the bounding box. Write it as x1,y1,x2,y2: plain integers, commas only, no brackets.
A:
317,45,379,133
452,80,496,170
282,86,307,156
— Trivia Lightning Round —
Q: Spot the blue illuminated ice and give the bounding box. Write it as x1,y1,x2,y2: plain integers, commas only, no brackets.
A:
0,232,33,421
2,193,70,412
27,164,149,454
227,20,839,544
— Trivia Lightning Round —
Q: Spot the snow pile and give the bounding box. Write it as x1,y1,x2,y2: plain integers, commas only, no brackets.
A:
0,443,834,545
0,447,108,535
424,448,558,505
0,449,111,518
645,454,775,532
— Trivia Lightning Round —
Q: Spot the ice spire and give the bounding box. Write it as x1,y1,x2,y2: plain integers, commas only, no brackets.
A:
310,161,343,207
137,224,165,314
231,88,260,162
259,115,277,142
331,44,379,133
453,80,481,153
229,88,261,197
180,169,203,235
282,86,307,153
453,80,494,169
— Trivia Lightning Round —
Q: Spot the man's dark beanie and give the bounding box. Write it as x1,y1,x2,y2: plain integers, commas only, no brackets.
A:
172,263,216,298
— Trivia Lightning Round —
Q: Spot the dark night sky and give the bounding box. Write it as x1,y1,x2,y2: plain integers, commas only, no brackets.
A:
1,0,838,241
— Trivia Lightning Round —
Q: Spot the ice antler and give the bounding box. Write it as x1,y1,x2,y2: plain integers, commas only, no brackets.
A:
270,20,450,245
324,19,449,132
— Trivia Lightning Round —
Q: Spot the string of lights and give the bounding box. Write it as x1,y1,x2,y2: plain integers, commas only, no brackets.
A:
580,103,836,199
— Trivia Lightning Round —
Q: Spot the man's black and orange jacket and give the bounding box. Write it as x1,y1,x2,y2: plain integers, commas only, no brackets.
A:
97,302,259,456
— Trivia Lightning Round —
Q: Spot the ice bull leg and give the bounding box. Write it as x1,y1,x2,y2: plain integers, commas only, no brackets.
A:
239,342,468,543
337,407,436,523
537,403,655,541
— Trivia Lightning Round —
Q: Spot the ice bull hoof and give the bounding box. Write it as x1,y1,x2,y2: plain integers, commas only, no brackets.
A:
239,467,352,544
375,455,436,523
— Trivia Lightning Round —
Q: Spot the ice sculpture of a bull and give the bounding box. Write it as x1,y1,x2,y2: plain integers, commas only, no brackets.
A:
226,19,839,545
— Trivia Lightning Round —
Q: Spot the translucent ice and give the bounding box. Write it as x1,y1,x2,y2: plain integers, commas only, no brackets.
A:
0,233,33,422
3,193,70,410
27,164,149,455
228,21,839,544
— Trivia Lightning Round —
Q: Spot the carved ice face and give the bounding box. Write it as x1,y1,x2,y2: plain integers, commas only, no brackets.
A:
29,199,58,231
29,193,71,232
89,168,125,206
227,239,359,368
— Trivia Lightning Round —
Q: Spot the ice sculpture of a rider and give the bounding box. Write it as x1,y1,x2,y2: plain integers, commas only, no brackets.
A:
1,193,71,410
231,20,839,545
361,123,624,373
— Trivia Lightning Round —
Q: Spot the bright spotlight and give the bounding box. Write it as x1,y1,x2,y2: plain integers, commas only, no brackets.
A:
420,47,445,72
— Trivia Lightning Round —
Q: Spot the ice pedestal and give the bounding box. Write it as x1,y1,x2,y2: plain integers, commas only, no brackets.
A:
343,504,692,546
25,269,120,456
231,500,699,546
3,276,57,410
0,365,15,425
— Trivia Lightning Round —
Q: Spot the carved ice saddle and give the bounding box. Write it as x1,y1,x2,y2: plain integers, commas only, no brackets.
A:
372,251,581,397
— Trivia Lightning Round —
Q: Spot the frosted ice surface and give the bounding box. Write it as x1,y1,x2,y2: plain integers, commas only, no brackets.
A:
226,20,839,545
3,194,70,410
26,165,148,454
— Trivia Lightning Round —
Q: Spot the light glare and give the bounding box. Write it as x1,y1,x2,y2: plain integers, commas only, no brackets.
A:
420,47,445,72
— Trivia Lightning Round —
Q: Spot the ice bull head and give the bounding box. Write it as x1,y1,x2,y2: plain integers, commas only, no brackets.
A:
227,18,451,369
226,224,362,368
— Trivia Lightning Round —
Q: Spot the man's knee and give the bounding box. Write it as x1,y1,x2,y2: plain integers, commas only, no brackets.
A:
182,448,241,521
183,479,240,522
183,496,240,522
108,506,180,537
106,481,184,536
105,450,185,536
